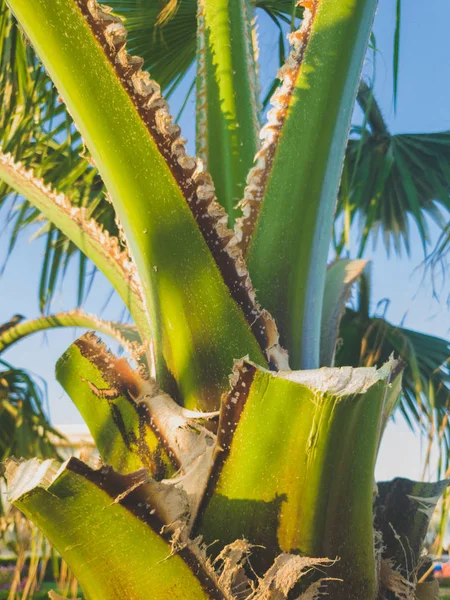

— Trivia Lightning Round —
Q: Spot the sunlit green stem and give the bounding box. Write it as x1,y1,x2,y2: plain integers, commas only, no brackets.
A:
6,458,222,600
56,334,172,477
248,0,378,369
196,0,259,222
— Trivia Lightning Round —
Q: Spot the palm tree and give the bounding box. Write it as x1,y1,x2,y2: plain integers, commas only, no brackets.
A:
337,80,450,257
0,0,449,598
336,269,450,462
1,0,449,500
1,0,449,422
0,352,61,465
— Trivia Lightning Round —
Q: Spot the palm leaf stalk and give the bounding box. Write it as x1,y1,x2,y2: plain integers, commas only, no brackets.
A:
335,269,450,579
196,0,260,223
1,1,449,598
0,310,143,357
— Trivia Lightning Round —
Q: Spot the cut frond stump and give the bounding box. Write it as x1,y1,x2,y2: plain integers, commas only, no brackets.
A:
57,333,217,503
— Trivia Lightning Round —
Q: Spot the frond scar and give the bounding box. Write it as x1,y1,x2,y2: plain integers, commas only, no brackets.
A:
234,0,319,255
76,0,288,368
0,151,142,301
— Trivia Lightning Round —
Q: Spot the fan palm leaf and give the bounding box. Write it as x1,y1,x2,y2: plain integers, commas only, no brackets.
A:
0,358,61,463
336,82,450,256
336,274,450,451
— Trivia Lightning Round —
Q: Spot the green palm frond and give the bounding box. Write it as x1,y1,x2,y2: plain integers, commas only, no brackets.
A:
0,358,62,462
393,0,401,111
336,274,450,444
336,82,450,256
426,220,450,279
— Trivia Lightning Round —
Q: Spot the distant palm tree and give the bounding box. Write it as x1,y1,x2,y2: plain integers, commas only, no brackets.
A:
0,352,61,465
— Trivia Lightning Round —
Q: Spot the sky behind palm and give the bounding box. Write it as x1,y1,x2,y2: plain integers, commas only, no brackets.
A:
0,0,449,481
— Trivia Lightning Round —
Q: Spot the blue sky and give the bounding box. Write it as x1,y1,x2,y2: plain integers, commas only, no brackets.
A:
1,0,449,481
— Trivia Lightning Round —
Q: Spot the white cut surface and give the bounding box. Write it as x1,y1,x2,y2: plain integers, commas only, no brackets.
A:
277,360,395,396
